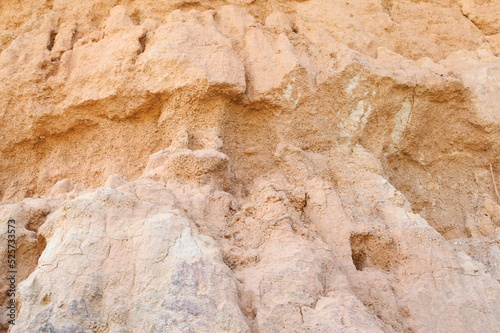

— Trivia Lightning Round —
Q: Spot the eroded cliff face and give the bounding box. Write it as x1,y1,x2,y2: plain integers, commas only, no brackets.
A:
1,0,500,332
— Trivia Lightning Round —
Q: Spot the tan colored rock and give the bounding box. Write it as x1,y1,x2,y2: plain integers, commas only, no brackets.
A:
440,49,500,126
487,32,500,55
139,10,246,97
460,0,500,35
216,5,256,41
265,12,293,34
0,0,500,332
243,27,302,98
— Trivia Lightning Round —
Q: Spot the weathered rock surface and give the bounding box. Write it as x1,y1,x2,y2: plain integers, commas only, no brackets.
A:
1,0,499,332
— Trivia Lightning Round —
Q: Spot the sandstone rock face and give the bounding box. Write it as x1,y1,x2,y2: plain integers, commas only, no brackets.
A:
1,1,500,332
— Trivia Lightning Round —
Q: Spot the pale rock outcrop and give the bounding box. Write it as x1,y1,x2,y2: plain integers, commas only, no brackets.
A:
460,0,500,36
1,1,500,332
0,199,52,331
13,185,250,333
7,144,499,332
